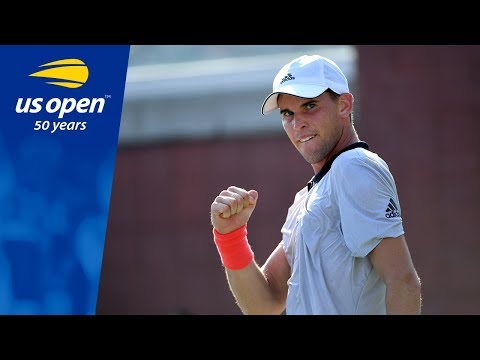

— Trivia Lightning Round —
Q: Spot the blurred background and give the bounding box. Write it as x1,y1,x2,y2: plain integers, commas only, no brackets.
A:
95,45,480,315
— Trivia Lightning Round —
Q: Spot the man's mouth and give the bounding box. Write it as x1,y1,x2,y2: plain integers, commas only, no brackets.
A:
299,135,315,143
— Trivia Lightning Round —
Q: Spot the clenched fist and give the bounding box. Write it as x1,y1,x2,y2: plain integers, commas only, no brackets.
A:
210,186,258,234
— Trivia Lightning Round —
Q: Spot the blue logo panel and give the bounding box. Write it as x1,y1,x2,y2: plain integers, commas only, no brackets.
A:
0,45,130,314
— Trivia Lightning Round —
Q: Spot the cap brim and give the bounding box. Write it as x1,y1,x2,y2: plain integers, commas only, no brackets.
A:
261,84,329,115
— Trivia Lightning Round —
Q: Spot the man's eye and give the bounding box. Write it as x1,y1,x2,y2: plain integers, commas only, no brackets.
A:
306,103,316,110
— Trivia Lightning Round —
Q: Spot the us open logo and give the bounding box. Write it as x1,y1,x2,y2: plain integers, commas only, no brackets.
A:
28,58,89,89
15,58,111,133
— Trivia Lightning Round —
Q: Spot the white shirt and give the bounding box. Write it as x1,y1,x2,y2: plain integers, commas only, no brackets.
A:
281,147,404,314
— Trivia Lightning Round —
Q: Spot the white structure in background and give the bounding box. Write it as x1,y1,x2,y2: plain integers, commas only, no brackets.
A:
119,46,357,145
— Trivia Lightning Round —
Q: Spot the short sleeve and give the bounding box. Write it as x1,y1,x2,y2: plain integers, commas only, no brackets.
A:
331,150,404,257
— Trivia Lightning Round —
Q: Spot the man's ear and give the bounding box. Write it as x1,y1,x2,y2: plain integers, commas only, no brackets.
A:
339,93,354,118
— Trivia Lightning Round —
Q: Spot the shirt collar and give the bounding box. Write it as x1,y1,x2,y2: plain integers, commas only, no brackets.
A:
307,141,369,191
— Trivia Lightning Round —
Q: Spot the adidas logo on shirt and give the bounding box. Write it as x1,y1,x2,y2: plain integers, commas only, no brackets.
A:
385,198,400,218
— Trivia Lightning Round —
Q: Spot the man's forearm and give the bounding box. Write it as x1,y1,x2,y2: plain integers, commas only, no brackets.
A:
226,261,284,315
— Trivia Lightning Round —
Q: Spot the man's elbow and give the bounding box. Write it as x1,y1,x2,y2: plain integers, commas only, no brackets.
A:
386,270,422,314
404,270,422,294
240,299,285,315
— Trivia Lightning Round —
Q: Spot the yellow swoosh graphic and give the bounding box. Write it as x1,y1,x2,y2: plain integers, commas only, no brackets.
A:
29,58,89,89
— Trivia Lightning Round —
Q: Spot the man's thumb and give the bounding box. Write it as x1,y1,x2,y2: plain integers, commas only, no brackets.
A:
248,190,258,205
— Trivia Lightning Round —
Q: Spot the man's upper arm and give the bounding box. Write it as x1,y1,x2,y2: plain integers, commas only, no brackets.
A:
368,234,417,284
261,242,291,307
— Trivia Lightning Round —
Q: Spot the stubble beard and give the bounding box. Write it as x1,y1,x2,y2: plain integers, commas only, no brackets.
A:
300,134,340,165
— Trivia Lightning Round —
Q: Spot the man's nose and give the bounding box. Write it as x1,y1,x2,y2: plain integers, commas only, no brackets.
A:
293,115,307,130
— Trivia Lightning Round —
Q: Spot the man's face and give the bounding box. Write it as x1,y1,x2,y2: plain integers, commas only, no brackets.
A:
277,91,344,166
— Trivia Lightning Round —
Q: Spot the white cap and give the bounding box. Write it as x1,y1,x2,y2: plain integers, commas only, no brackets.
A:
261,54,350,115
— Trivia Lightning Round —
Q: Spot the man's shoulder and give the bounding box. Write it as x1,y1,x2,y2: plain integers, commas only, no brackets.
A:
294,186,309,200
331,148,390,175
334,146,378,164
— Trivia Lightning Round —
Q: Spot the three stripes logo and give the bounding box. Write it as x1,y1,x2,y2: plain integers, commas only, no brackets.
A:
29,58,89,89
280,73,295,85
385,198,400,218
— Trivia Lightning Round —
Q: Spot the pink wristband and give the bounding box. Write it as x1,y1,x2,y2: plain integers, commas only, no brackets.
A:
213,225,254,270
